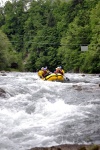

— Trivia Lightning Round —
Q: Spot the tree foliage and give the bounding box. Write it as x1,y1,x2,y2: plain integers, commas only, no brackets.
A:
0,0,99,73
0,30,23,71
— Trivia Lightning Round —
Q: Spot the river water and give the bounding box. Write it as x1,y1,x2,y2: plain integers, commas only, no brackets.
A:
0,72,100,150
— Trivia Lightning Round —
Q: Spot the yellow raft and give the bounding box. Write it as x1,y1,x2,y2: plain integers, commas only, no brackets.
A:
44,73,64,81
38,71,65,82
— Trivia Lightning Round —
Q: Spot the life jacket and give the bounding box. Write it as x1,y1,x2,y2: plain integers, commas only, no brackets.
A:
54,69,64,75
58,70,63,75
42,70,49,77
61,69,65,75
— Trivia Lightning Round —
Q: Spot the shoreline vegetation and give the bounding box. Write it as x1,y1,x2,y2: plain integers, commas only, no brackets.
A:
29,144,100,150
0,0,100,73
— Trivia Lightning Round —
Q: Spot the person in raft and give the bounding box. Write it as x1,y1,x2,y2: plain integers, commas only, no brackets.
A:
54,66,65,75
40,67,51,78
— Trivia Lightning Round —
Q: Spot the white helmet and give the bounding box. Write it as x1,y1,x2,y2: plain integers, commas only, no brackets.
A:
41,67,44,70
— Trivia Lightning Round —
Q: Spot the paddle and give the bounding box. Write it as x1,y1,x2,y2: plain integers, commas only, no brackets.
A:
64,75,70,81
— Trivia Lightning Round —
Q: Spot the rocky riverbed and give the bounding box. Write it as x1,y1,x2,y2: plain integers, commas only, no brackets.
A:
30,144,100,150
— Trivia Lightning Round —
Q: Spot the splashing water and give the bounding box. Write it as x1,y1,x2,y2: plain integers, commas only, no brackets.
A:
0,72,100,150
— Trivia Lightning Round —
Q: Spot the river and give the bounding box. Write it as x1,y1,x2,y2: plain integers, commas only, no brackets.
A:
0,72,100,150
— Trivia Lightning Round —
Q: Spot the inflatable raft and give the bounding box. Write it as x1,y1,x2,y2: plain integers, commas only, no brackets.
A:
38,71,65,82
44,73,64,81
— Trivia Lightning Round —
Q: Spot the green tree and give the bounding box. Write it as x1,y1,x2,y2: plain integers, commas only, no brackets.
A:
81,1,100,73
0,7,5,27
1,0,100,73
58,12,90,72
0,30,15,70
2,0,27,52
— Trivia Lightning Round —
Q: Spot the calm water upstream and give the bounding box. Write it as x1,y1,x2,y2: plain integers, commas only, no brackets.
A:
0,72,100,150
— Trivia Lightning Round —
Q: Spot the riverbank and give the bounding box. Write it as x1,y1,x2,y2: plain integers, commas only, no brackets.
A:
30,144,100,150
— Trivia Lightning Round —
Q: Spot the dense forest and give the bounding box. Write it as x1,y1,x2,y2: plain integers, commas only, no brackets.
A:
0,0,100,73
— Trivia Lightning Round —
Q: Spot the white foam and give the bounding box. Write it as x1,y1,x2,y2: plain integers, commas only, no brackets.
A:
0,72,99,149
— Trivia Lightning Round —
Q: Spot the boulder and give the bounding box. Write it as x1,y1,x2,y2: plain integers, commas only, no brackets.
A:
0,88,6,98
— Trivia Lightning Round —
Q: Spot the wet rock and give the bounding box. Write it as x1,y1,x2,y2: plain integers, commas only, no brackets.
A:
29,144,100,150
1,73,7,76
0,88,6,98
81,74,85,77
0,71,7,76
0,70,5,73
72,85,82,91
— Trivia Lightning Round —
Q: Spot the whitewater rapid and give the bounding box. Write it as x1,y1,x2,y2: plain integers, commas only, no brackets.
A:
0,72,100,150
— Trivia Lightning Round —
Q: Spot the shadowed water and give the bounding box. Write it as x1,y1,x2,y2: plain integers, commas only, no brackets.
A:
0,72,100,150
